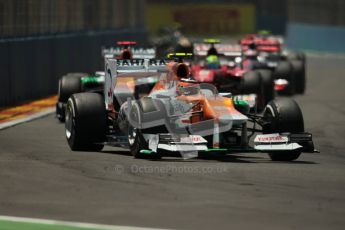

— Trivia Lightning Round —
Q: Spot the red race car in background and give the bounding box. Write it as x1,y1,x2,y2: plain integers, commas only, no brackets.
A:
191,39,275,111
240,32,306,95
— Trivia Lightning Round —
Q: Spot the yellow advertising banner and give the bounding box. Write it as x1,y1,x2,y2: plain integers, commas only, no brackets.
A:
147,3,255,35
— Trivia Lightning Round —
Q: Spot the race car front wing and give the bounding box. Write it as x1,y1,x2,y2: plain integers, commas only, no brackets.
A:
254,133,315,152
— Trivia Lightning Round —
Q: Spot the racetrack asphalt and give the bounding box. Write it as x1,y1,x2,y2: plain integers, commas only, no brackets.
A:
0,56,344,230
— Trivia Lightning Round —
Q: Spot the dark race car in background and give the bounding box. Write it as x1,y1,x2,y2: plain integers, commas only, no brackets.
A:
56,41,156,122
151,26,193,58
240,32,306,95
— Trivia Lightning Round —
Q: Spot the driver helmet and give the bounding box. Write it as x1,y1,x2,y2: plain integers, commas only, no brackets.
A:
206,55,220,69
245,42,258,60
120,49,132,59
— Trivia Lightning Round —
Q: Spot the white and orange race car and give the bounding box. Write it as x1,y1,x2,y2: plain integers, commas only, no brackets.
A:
64,54,316,161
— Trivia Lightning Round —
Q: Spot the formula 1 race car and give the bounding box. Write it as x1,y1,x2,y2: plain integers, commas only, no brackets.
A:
151,26,193,58
64,54,315,161
240,32,306,95
56,41,156,122
191,39,275,111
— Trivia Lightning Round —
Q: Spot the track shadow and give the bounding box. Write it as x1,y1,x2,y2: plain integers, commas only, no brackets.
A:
101,150,317,164
149,154,259,163
268,160,318,165
101,150,132,156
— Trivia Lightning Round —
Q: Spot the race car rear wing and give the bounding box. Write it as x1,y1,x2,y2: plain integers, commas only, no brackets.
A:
102,47,156,59
104,58,167,109
193,43,242,57
115,59,167,73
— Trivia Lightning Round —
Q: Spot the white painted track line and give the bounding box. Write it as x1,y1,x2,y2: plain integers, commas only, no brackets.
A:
0,107,55,130
0,215,169,230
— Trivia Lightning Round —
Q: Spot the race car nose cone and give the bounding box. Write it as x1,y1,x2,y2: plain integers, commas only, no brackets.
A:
219,113,247,125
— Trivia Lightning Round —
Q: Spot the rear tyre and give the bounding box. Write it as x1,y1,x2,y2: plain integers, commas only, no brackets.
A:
274,61,295,95
242,71,261,95
65,73,88,78
263,98,304,161
57,74,86,122
65,93,106,151
290,60,306,94
286,51,299,61
287,51,306,64
56,100,65,122
58,73,86,102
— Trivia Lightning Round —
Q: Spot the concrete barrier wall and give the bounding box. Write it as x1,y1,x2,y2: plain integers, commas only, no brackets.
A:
286,23,345,53
0,28,147,107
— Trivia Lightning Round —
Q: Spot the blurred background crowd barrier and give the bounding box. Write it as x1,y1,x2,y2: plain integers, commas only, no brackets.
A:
147,0,345,52
0,0,145,37
287,0,345,53
0,0,146,107
0,0,344,107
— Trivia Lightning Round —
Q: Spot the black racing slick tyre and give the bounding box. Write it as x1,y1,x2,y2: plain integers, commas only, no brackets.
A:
256,69,275,105
242,71,261,95
263,98,304,161
127,104,151,159
127,100,162,159
58,73,87,102
65,73,88,78
242,71,265,112
274,61,295,95
132,97,171,133
65,93,106,151
290,60,306,94
287,51,306,64
298,52,306,64
56,74,85,122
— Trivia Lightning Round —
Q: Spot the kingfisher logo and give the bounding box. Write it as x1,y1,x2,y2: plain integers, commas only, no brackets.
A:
254,134,289,143
258,136,284,142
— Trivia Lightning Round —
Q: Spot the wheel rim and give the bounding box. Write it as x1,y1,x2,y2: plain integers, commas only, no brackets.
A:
65,105,73,139
128,104,140,146
262,104,275,133
128,125,137,146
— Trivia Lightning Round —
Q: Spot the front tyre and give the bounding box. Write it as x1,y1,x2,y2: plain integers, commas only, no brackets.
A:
263,98,304,161
290,60,306,94
65,93,106,151
242,71,265,112
127,102,161,159
274,61,295,95
256,69,275,106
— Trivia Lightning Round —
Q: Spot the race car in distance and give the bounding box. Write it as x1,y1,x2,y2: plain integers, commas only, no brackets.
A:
56,41,156,122
240,32,306,95
64,54,316,161
191,39,275,111
151,26,193,58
